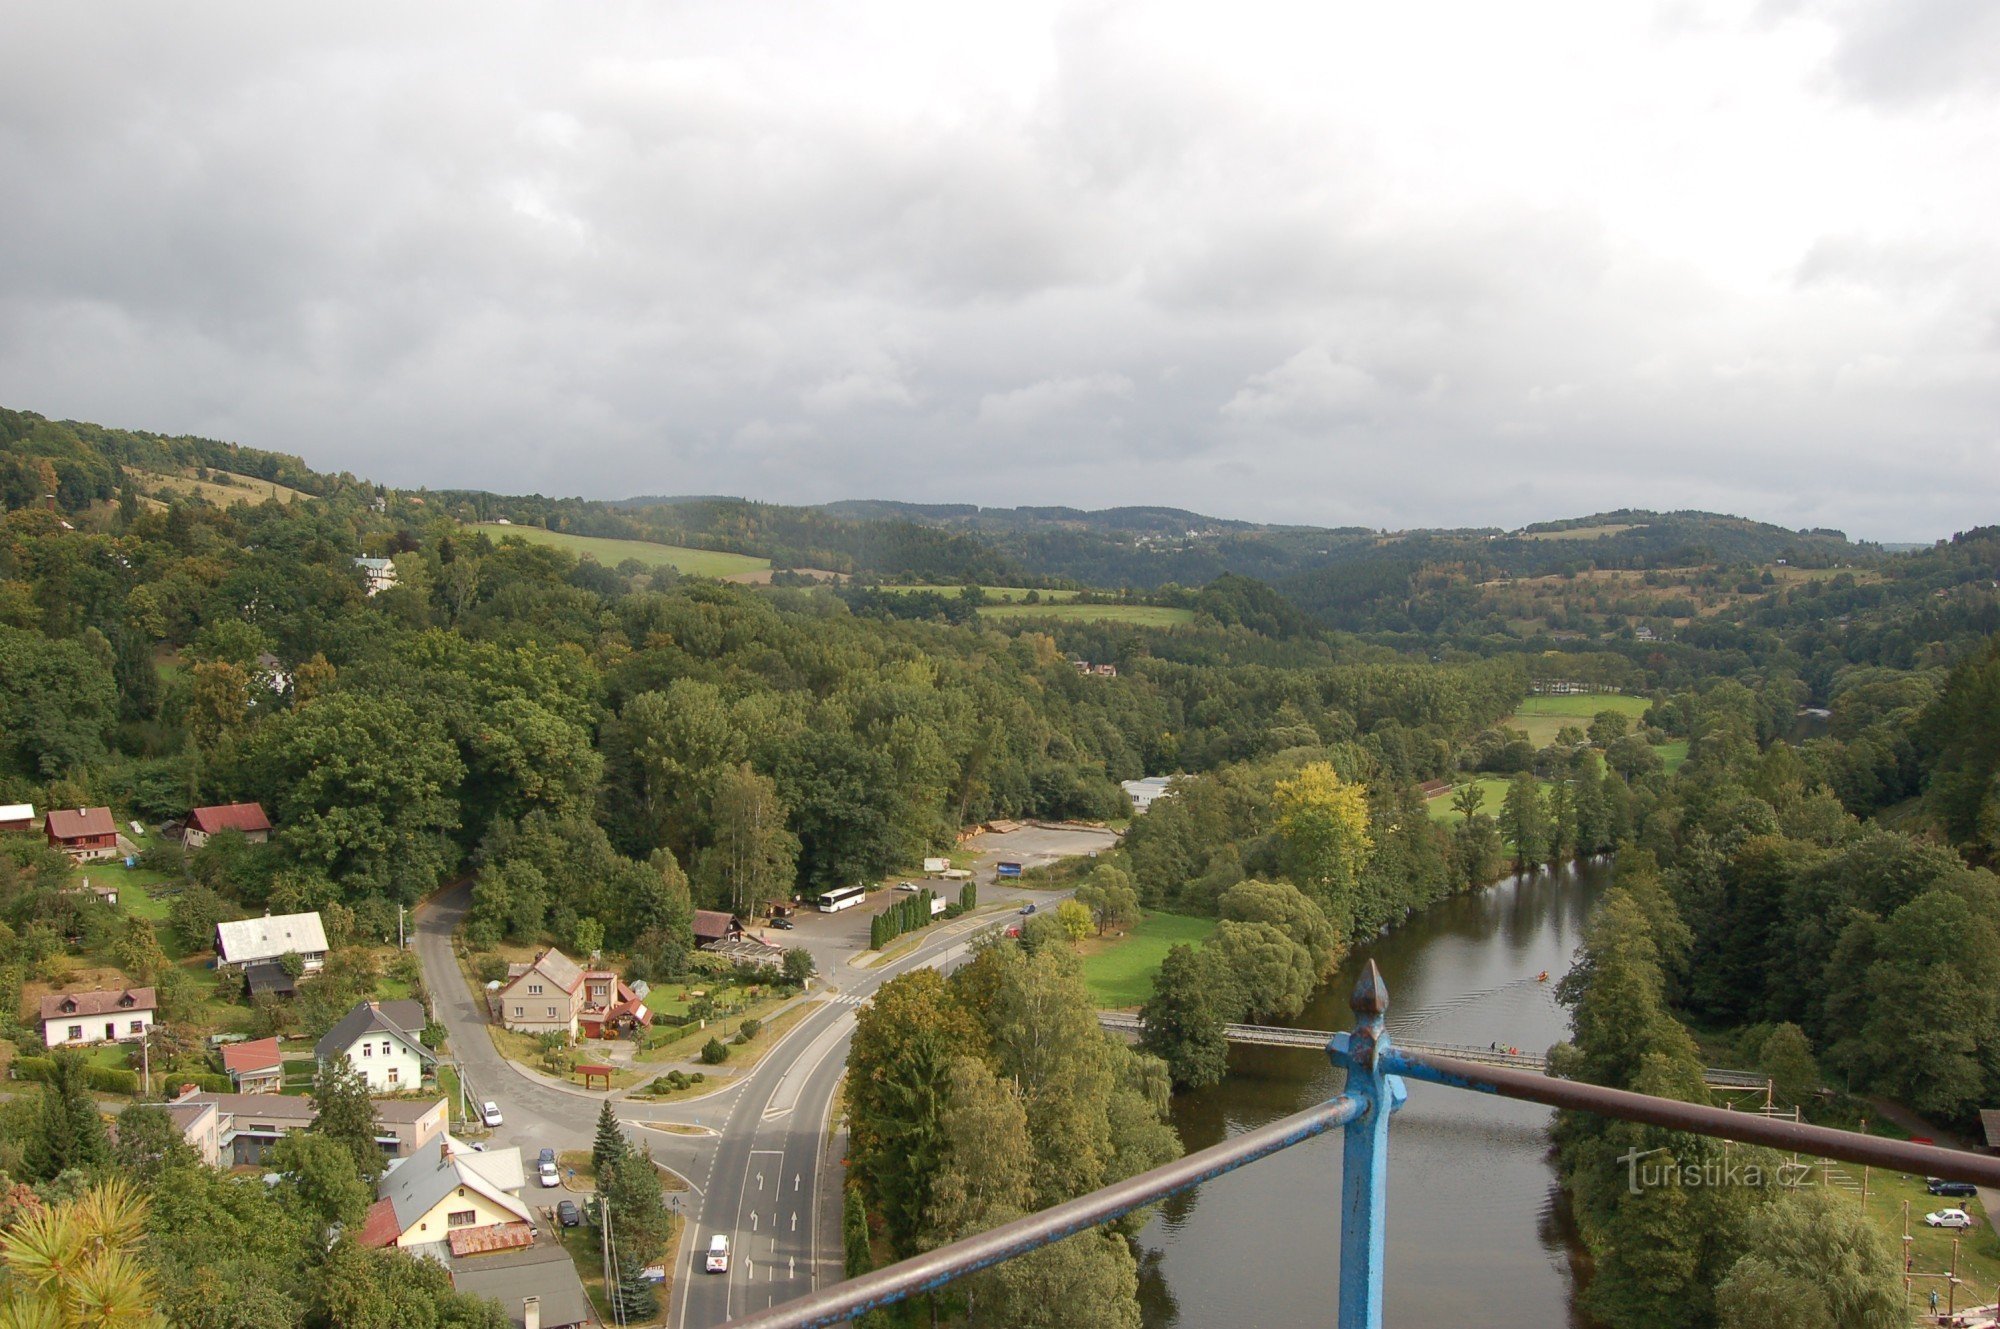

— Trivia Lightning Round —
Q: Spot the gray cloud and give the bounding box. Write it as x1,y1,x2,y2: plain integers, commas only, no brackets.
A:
0,1,1996,539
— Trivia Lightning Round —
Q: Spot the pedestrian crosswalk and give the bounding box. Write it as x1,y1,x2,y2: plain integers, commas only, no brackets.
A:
826,993,870,1007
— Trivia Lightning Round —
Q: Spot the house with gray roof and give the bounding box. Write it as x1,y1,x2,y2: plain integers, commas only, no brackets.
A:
359,1137,533,1250
316,998,433,1093
215,911,328,972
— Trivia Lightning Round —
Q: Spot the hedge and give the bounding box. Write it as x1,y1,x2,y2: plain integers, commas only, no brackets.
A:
10,1057,142,1095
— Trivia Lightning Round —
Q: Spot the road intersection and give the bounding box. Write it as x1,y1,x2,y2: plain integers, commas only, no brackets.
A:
413,825,1113,1329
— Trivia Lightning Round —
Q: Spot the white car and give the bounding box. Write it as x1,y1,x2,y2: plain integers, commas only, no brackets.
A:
480,1100,503,1128
705,1234,730,1273
538,1160,561,1188
1924,1208,1974,1229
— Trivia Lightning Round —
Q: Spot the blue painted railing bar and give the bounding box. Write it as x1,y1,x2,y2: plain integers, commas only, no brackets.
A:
710,1094,1364,1329
717,958,2000,1329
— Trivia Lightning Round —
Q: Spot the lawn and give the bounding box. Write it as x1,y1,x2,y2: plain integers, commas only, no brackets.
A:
878,585,1079,603
130,467,310,508
1517,523,1645,541
1659,739,1689,773
1426,777,1533,826
1078,912,1217,1009
467,523,769,579
979,603,1197,628
1507,693,1650,745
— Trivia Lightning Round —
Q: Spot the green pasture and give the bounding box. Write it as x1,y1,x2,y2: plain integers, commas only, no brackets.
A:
1425,777,1530,826
979,603,1196,628
878,585,1080,603
468,523,769,578
1517,524,1645,541
1508,693,1649,745
1079,912,1217,1009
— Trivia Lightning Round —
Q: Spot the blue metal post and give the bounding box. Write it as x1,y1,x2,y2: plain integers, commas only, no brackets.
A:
1329,959,1406,1329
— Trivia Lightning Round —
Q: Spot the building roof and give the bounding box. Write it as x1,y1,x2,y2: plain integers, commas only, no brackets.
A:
188,803,273,835
370,1096,447,1124
507,948,583,995
220,1037,283,1076
1981,1110,2000,1151
380,1138,532,1235
447,1239,596,1329
39,987,156,1021
174,1090,319,1127
216,911,329,965
354,557,395,571
0,803,33,822
356,1196,402,1248
448,1222,536,1257
692,910,738,942
164,1100,217,1136
314,999,432,1064
46,807,116,840
243,962,297,997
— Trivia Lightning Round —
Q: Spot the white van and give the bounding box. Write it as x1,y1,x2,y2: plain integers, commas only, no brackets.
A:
705,1234,730,1273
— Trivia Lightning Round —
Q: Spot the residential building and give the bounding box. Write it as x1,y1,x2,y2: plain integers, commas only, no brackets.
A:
164,1098,224,1168
488,947,649,1040
45,807,119,862
241,961,299,1000
253,652,291,695
182,802,273,850
215,911,328,973
40,987,156,1048
370,1096,449,1158
164,1089,450,1166
446,1238,597,1329
354,556,398,595
0,803,33,833
692,910,742,949
220,1037,285,1094
1120,776,1175,814
358,1138,534,1249
315,999,434,1093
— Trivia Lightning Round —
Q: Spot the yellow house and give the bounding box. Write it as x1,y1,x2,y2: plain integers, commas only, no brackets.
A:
358,1137,533,1249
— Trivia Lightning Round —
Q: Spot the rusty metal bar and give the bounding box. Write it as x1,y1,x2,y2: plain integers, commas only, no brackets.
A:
710,1093,1364,1329
1387,1048,2000,1186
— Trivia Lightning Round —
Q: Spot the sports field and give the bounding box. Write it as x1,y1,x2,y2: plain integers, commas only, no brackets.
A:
979,603,1196,628
1507,692,1649,745
468,523,770,578
1079,912,1217,1008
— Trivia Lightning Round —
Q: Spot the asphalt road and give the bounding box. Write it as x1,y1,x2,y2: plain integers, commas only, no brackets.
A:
413,824,1116,1329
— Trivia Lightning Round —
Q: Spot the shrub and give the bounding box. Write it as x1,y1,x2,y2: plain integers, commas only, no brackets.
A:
11,1056,54,1082
739,1017,761,1041
88,1066,141,1095
701,1038,729,1065
473,954,510,985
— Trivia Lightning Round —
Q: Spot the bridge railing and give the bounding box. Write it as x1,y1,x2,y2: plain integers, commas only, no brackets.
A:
719,962,2000,1329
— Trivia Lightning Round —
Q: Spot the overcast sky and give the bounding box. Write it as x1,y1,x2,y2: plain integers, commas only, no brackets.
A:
2,2,1995,539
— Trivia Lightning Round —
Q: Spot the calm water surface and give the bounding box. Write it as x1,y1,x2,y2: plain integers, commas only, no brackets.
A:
1137,859,1612,1328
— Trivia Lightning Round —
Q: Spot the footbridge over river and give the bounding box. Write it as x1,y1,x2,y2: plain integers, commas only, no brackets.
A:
1095,1011,1773,1097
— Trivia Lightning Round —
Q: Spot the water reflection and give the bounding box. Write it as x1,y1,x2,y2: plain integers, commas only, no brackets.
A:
1135,860,1611,1328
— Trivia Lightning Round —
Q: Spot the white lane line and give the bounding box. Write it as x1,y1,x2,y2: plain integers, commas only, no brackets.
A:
764,1012,857,1120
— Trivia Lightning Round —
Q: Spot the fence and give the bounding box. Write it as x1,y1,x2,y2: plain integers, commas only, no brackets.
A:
711,960,2000,1329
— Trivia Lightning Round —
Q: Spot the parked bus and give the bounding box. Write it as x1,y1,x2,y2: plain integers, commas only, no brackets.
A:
817,885,867,913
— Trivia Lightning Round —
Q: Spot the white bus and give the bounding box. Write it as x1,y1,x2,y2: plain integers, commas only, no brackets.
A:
817,885,867,913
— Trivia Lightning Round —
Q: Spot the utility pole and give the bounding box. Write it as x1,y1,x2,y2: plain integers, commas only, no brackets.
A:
602,1201,624,1327
141,1026,151,1098
399,904,405,950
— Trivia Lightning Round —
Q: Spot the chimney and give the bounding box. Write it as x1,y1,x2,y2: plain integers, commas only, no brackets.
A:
522,1297,540,1329
439,1138,452,1168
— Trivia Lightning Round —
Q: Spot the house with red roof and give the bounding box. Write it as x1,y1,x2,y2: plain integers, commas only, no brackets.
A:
220,1037,285,1093
182,802,273,850
45,807,118,862
41,987,156,1047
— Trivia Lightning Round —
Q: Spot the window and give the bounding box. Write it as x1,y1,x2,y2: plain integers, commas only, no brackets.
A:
129,1021,144,1034
362,1044,372,1057
527,983,543,995
381,1041,391,1055
546,1006,557,1017
512,1005,523,1016
448,1210,477,1228
67,1025,82,1041
387,1067,400,1085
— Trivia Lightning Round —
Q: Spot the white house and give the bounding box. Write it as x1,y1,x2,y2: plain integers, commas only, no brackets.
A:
354,556,398,596
315,999,434,1093
215,911,329,972
40,987,156,1048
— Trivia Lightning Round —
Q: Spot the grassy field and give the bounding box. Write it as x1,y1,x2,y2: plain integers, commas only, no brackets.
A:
467,523,770,579
132,467,310,507
1508,693,1650,745
979,603,1197,628
1517,523,1645,541
1659,739,1689,773
1078,912,1217,1009
878,585,1080,603
1426,777,1535,826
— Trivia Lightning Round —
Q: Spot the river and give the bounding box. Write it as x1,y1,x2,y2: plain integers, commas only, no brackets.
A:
1137,857,1613,1328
